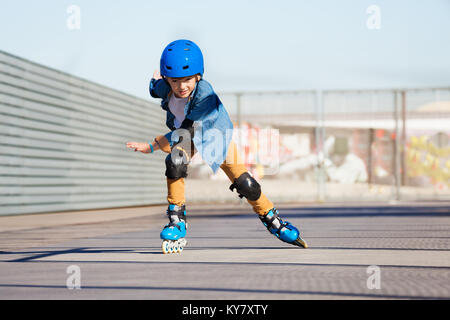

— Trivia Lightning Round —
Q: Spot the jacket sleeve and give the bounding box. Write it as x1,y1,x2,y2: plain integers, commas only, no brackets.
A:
149,78,171,99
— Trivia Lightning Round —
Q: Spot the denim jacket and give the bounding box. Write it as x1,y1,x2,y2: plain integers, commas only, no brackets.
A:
149,78,234,173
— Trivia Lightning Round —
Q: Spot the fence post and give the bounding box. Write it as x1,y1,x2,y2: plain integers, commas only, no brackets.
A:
401,90,407,187
393,91,401,200
368,128,374,186
315,90,325,202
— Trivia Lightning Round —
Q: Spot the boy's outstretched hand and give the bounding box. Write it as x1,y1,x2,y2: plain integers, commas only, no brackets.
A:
126,142,151,153
153,69,162,80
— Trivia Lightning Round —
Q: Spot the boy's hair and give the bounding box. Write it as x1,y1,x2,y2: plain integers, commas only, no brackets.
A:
165,73,202,80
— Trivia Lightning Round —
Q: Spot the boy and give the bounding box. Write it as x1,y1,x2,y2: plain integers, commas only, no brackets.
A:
126,39,307,253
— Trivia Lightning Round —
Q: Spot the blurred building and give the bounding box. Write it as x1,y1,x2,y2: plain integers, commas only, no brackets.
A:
213,90,450,201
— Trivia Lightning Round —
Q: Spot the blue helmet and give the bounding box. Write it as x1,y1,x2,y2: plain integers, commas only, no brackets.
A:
160,39,204,78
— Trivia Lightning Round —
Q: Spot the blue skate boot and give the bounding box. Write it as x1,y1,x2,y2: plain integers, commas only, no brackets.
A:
259,208,308,248
160,204,188,254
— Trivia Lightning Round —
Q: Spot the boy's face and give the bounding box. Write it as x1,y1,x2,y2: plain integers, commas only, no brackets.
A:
166,74,200,98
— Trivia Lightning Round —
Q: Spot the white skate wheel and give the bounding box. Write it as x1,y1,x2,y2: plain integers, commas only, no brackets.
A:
179,238,187,247
162,240,172,254
168,241,175,253
177,239,184,253
172,241,180,253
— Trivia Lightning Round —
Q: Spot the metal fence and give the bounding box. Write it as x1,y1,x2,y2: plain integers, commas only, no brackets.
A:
218,88,450,202
0,51,167,216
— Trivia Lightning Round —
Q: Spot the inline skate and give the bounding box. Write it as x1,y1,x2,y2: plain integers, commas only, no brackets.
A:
259,208,308,248
160,204,188,254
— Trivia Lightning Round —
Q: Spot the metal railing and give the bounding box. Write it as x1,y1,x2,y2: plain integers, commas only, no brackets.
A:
218,88,450,202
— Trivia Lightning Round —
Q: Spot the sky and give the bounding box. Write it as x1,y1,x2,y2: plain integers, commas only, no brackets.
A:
1,0,450,100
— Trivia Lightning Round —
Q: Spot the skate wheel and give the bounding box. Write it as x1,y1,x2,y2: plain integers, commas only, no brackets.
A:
177,239,184,253
162,240,172,254
172,241,180,253
169,241,175,253
162,239,187,254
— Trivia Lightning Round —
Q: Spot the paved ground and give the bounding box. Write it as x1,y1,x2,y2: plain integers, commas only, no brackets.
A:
0,203,449,300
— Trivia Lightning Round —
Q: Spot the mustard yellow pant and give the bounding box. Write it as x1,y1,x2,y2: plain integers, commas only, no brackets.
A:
155,136,273,216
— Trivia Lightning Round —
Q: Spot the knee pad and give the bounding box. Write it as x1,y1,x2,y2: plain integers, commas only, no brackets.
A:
165,153,188,179
229,172,261,201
